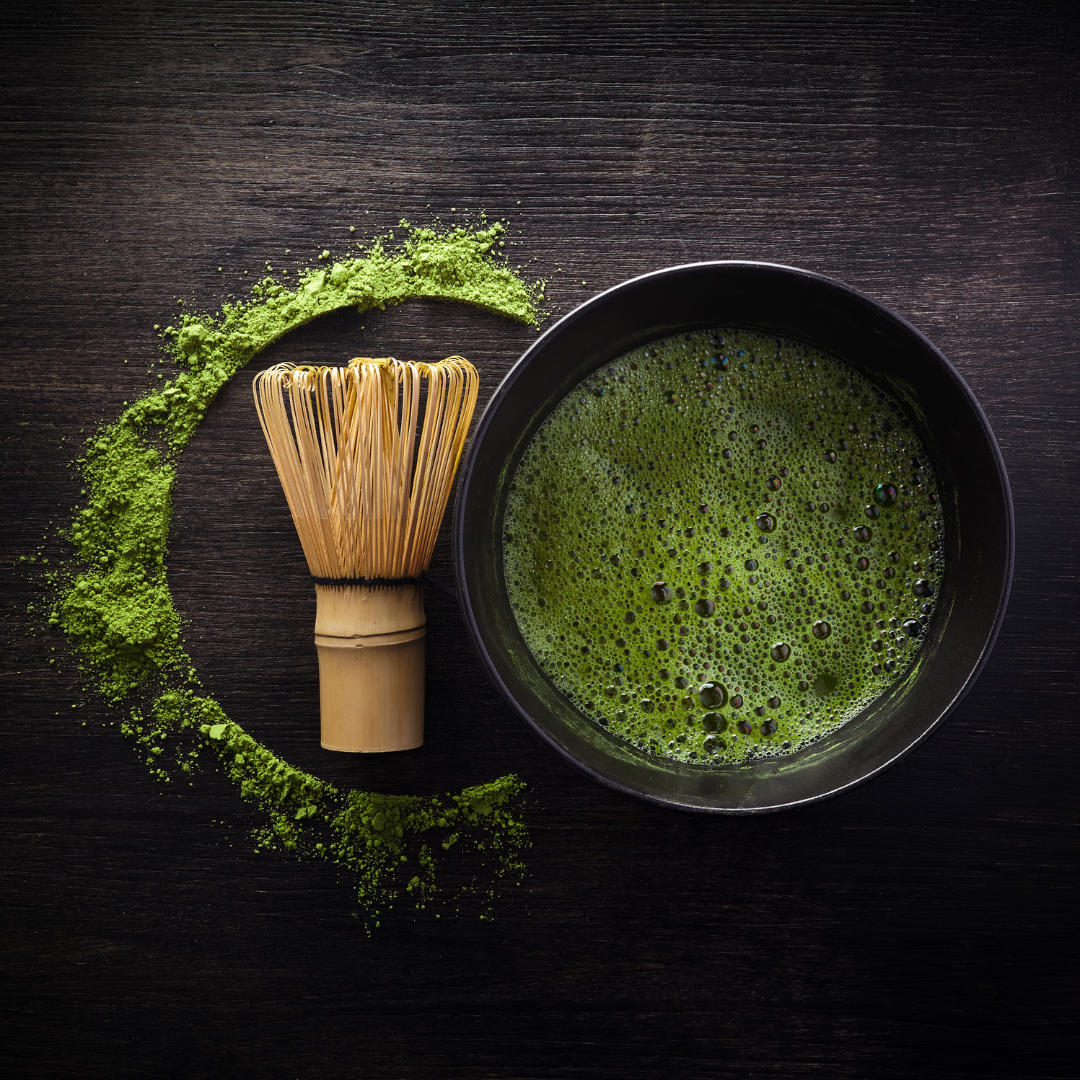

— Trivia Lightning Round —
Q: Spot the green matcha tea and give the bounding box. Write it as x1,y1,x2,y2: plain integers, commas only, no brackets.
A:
503,329,943,765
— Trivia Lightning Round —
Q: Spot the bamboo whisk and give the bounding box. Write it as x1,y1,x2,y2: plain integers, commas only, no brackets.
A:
253,356,479,752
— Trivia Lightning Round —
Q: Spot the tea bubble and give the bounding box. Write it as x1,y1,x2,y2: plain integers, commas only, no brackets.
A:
767,475,782,491
865,505,881,519
698,682,727,708
625,611,636,623
756,513,776,533
745,559,758,571
702,712,727,733
902,619,921,637
770,642,791,662
853,526,872,542
873,483,898,507
703,736,724,754
812,620,831,639
824,450,837,463
697,562,712,576
651,582,673,603
694,598,716,617
856,557,870,571
768,696,781,708
813,673,839,696
761,718,778,735
913,579,934,597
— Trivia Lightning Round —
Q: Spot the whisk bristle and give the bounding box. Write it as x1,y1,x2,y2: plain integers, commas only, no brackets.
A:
252,356,479,581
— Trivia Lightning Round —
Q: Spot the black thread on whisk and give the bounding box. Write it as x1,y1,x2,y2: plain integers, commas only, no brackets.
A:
309,571,458,602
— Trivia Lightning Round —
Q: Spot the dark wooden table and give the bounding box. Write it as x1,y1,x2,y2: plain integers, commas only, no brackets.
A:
3,3,1077,1077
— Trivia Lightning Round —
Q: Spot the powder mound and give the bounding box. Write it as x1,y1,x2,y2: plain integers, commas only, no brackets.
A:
60,423,180,699
330,777,528,919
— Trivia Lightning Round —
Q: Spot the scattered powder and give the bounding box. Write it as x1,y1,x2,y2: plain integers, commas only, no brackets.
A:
125,690,527,924
48,221,542,929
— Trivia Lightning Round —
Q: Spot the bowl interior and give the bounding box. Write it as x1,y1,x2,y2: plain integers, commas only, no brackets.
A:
453,262,1013,812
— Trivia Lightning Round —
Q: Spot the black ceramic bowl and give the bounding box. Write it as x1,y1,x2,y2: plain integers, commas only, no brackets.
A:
453,262,1013,812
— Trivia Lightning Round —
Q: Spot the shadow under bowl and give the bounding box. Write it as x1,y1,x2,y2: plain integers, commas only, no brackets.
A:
453,262,1014,812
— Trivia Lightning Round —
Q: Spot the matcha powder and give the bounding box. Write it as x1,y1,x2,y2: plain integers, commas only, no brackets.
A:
48,221,541,929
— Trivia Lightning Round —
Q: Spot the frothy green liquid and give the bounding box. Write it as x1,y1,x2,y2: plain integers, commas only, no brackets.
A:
503,329,943,765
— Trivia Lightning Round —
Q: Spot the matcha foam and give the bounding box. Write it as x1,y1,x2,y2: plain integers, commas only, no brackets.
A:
503,329,943,765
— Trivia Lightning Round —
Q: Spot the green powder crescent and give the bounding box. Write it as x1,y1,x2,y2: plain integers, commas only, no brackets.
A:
48,220,542,929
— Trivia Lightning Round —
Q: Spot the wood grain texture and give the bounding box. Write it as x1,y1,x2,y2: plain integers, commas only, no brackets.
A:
2,1,1078,1077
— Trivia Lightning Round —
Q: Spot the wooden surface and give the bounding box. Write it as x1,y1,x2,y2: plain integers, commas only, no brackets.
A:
2,2,1078,1077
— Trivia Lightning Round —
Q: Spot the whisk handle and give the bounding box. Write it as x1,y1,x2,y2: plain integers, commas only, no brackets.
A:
314,583,426,753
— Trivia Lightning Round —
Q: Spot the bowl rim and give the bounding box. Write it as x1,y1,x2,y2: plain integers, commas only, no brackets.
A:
453,259,1015,812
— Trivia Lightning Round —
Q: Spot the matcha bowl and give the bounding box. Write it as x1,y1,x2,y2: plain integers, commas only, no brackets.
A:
453,262,1013,812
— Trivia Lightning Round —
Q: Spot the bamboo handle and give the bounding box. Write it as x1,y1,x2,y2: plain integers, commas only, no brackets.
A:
314,583,425,753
